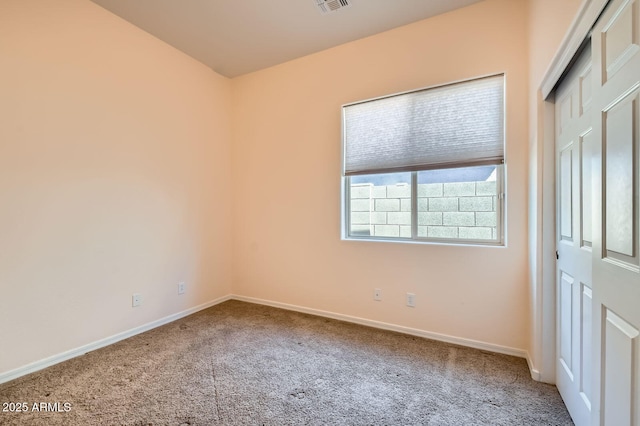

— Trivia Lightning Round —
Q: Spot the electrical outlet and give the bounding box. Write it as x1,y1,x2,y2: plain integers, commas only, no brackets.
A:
406,293,416,307
178,282,186,295
132,293,142,307
374,288,382,301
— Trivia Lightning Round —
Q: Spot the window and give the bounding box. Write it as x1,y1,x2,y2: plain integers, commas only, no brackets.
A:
342,75,505,245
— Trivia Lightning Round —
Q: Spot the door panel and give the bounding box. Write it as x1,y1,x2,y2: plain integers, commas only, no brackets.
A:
561,145,575,241
580,284,592,408
591,0,640,423
603,89,637,261
556,44,593,426
560,271,575,375
603,308,639,425
602,0,640,83
580,64,593,114
581,130,595,247
560,92,574,135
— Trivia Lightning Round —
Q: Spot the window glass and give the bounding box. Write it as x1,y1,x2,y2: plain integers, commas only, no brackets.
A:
349,172,411,238
417,166,498,241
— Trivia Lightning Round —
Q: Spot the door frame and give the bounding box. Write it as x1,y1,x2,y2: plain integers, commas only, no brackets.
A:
532,0,610,383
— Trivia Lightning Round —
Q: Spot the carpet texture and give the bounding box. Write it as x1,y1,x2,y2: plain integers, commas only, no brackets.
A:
0,300,572,425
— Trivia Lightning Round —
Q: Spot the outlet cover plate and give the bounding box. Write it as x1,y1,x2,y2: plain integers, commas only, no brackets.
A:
406,293,416,307
132,293,142,307
374,288,382,301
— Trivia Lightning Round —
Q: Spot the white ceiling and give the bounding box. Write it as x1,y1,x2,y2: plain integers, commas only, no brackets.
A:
90,0,484,78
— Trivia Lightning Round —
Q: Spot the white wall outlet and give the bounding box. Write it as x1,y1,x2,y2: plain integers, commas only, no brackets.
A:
178,281,186,295
374,288,382,301
406,293,416,307
132,293,142,307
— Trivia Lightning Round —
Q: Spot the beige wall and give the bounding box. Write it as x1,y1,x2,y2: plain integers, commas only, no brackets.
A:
528,0,585,93
1,0,589,380
231,0,530,351
527,0,583,380
0,0,233,374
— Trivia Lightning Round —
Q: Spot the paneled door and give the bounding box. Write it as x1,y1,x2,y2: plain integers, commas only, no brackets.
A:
555,44,594,426
590,0,640,424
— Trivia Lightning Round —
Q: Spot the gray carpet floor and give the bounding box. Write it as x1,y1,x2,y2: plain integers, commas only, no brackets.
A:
0,300,572,425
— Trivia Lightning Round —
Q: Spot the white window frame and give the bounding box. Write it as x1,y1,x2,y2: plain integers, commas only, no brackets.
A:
342,167,505,246
340,75,506,246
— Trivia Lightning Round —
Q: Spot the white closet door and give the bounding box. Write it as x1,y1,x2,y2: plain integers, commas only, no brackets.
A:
590,0,640,424
555,43,593,426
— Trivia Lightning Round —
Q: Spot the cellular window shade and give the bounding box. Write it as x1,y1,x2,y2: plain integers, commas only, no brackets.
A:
343,74,504,175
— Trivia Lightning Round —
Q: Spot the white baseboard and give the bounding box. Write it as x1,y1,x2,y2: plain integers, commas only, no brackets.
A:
231,295,529,359
526,351,542,381
1,294,538,385
0,295,232,385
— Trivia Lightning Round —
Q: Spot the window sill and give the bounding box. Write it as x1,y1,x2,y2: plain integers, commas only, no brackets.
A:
341,236,505,248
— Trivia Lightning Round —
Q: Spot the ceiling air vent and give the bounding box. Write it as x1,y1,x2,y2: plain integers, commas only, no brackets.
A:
314,0,350,14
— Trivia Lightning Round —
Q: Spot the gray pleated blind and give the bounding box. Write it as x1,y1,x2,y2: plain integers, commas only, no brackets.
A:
343,75,504,175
